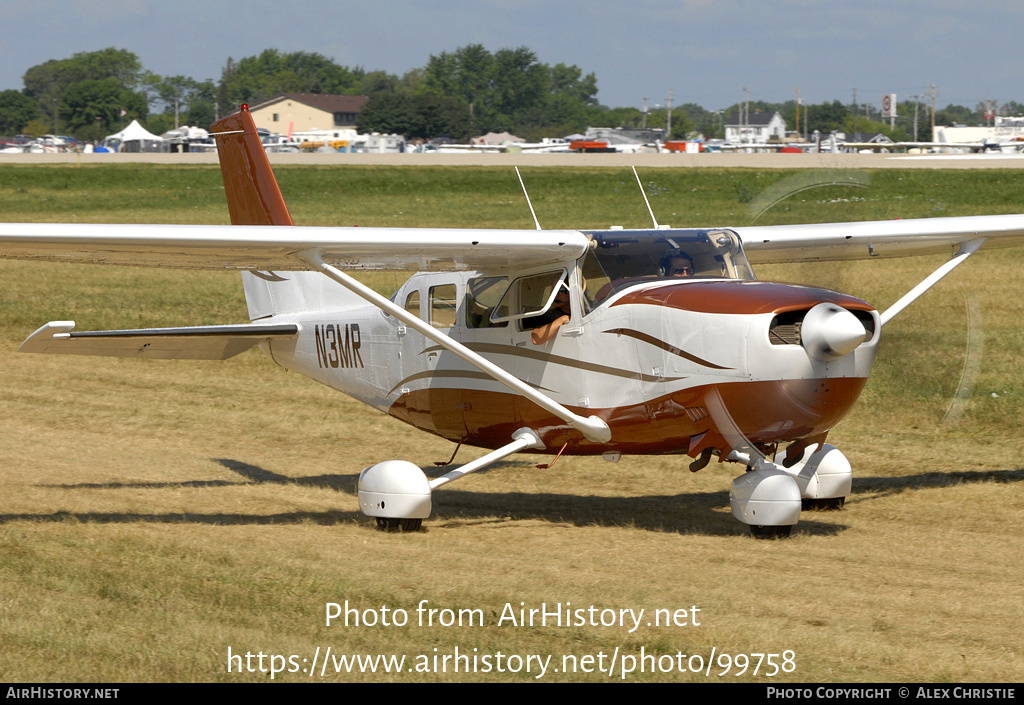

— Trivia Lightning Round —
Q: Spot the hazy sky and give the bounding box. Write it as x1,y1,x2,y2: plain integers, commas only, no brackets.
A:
4,0,1022,114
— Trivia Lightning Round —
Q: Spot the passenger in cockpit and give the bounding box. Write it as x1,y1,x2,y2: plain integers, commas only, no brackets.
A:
528,288,572,345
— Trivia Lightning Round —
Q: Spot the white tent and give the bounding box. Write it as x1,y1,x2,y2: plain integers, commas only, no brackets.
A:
101,120,164,153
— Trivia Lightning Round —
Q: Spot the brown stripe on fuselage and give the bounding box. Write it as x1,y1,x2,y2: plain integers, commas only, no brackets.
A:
419,342,685,384
610,280,875,315
387,376,867,455
389,369,555,396
602,328,732,370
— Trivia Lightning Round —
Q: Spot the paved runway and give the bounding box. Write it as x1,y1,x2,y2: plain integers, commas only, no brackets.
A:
4,150,1024,169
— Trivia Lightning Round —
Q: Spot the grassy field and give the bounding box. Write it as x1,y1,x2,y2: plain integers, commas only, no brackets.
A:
0,164,1022,683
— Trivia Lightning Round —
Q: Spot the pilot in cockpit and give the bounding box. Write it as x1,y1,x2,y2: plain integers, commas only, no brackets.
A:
660,250,694,278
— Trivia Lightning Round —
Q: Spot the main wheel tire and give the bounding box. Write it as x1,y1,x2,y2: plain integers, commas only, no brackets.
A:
802,497,845,511
750,524,792,539
375,517,423,532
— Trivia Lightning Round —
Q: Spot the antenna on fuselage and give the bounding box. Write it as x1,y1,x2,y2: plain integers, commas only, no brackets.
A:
515,166,542,230
632,166,660,229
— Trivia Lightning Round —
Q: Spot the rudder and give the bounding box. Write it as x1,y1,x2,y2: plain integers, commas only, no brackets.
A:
212,106,309,320
211,106,294,227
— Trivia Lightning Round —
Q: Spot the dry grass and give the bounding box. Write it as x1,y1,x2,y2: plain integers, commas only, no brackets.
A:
1,165,1023,682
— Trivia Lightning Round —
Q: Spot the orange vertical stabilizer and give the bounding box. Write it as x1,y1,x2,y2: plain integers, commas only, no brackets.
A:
210,106,294,226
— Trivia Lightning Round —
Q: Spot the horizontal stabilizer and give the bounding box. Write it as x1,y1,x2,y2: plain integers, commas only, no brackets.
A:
18,321,299,360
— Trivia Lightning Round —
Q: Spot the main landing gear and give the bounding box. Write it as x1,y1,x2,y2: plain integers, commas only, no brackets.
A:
729,443,852,539
358,428,544,533
357,427,851,538
375,517,423,532
749,524,792,540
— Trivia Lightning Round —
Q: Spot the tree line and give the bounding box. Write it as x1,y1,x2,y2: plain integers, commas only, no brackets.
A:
1,45,1020,143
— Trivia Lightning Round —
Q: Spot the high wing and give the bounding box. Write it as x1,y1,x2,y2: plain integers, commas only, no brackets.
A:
0,222,588,273
4,214,1024,273
737,214,1024,264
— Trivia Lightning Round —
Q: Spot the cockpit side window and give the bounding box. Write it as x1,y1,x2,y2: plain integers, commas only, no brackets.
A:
580,250,611,312
466,276,509,329
489,269,567,325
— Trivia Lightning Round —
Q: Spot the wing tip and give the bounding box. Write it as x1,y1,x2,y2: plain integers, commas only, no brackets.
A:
18,321,76,353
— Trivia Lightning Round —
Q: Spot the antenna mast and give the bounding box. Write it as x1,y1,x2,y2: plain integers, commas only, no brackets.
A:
515,167,541,230
633,166,659,229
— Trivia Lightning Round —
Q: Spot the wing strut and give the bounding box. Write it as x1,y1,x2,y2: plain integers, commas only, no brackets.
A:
880,237,986,326
298,249,612,444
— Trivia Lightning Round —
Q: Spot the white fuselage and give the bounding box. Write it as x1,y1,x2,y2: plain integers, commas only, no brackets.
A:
261,268,879,457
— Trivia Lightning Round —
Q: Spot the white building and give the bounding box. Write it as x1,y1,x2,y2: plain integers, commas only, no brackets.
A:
724,110,786,144
934,116,1024,145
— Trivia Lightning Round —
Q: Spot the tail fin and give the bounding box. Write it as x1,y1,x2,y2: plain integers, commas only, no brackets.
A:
211,106,293,226
213,106,327,320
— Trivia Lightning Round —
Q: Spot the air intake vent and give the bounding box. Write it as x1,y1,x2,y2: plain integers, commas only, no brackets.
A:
684,406,709,422
769,310,804,345
770,307,875,347
850,309,876,342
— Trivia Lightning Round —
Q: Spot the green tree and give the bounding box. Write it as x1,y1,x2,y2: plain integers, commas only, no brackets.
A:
424,44,496,130
675,102,715,138
147,74,196,128
803,100,849,135
145,75,218,128
355,92,412,135
351,68,402,99
602,106,645,129
60,78,148,141
184,80,218,127
0,90,39,135
549,63,598,106
145,114,176,136
1000,101,1024,117
21,118,51,138
526,93,598,140
220,49,358,108
357,92,471,141
409,94,473,140
490,47,548,129
841,113,910,141
23,48,143,133
23,47,143,98
934,104,977,126
896,100,931,141
422,44,599,137
400,68,428,95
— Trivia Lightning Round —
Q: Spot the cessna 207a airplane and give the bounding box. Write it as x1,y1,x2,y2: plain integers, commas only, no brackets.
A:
4,106,1024,538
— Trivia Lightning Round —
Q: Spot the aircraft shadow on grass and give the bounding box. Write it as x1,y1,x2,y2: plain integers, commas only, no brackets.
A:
850,468,1024,499
12,459,1023,537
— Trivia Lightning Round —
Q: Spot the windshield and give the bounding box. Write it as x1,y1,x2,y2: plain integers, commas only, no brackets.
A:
579,228,756,306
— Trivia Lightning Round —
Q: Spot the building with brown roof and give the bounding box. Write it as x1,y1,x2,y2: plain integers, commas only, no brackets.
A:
247,94,369,134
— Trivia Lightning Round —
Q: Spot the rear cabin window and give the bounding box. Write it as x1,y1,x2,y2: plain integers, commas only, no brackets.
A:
404,290,420,319
429,284,458,328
